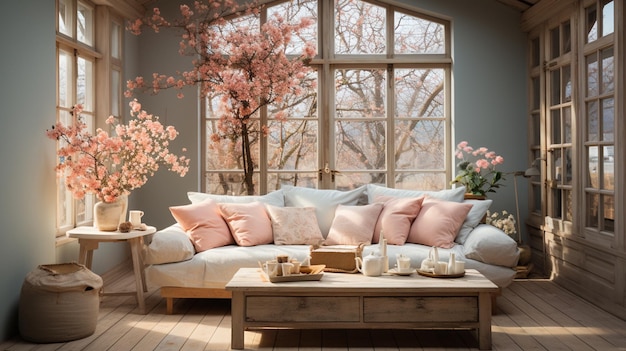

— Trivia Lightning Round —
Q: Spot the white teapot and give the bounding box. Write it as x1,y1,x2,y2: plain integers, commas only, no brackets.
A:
355,252,384,277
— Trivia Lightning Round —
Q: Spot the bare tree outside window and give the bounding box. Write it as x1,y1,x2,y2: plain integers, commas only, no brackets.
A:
203,0,450,194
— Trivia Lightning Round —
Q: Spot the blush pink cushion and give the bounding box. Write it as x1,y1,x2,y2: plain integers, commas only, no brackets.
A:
407,197,473,248
169,200,234,252
324,203,384,245
266,205,324,245
218,201,273,246
372,195,424,245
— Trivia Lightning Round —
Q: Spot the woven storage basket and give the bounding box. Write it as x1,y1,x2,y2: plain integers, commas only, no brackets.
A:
19,262,103,343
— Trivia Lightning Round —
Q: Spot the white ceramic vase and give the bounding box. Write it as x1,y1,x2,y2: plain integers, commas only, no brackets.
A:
93,195,127,231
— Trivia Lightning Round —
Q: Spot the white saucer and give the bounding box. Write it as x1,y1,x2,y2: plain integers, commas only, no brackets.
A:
389,268,414,276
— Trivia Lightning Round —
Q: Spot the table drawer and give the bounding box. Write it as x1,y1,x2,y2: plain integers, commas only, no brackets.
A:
246,296,360,322
364,296,478,322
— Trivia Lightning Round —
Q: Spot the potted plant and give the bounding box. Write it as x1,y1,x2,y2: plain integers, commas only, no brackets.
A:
451,141,505,198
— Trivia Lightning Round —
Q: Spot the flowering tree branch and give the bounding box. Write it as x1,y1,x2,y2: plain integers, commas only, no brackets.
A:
126,0,316,194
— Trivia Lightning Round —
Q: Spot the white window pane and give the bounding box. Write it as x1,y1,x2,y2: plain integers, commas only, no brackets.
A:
206,119,260,170
77,1,94,46
111,22,121,59
268,120,318,170
394,120,445,169
335,69,386,118
335,0,385,54
267,173,318,191
394,11,445,54
58,49,73,108
77,56,94,111
586,5,598,42
395,172,446,191
58,0,73,37
600,47,614,94
335,120,386,171
601,0,614,36
395,68,445,117
111,69,120,117
268,0,317,56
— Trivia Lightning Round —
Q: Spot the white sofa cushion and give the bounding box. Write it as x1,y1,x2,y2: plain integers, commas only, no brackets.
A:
463,224,520,267
366,184,466,204
282,185,367,237
143,224,195,265
456,199,493,244
187,189,285,207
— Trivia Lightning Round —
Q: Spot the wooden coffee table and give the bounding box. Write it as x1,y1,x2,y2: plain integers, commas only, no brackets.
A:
225,268,499,350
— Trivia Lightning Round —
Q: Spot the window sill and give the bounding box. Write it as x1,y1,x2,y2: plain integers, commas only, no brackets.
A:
55,235,76,247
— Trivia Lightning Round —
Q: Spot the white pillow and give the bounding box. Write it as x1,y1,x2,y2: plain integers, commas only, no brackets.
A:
463,224,520,267
143,225,196,265
366,184,466,204
265,205,324,245
282,185,367,237
456,199,493,244
187,189,284,207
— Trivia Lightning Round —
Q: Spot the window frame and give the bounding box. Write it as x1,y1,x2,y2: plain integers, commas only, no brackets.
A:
202,0,452,194
55,0,124,236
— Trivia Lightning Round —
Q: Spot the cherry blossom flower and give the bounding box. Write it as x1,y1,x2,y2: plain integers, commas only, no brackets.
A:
125,0,315,194
46,100,189,202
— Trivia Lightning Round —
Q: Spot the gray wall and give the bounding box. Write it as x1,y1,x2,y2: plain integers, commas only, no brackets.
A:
0,0,56,340
0,0,527,341
407,0,530,231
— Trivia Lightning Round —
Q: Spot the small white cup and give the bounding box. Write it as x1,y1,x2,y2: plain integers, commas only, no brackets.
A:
455,260,465,274
434,262,448,275
396,254,412,272
281,263,294,276
129,210,144,228
264,261,278,277
290,259,301,274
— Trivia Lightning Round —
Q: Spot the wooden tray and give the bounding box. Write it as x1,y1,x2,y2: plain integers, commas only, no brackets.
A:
262,265,326,283
417,270,465,278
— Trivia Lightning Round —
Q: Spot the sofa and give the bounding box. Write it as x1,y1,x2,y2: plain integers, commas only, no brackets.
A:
143,184,520,314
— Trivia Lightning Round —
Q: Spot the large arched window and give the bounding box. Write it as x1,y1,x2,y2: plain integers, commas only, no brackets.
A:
203,0,451,195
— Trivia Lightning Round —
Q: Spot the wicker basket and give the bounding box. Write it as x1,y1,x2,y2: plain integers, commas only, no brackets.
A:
19,262,103,343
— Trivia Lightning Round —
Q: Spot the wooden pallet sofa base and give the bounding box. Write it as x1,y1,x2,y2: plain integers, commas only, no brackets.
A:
161,287,232,314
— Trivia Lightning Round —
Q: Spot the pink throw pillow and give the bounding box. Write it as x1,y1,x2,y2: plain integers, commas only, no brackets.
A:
372,195,424,245
324,203,384,245
407,197,473,248
169,200,234,252
218,201,273,246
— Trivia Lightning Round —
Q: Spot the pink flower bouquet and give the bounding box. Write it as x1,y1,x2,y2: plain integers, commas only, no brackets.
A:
451,141,505,197
47,100,189,203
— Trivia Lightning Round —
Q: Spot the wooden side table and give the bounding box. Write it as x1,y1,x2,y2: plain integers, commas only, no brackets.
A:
66,225,156,314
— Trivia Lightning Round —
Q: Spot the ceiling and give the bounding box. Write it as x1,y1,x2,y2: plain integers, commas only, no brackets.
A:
495,0,540,11
135,0,541,12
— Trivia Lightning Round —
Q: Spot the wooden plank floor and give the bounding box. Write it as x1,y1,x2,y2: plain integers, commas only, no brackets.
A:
2,265,626,351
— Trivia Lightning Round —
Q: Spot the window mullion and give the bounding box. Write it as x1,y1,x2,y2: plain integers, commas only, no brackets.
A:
386,64,395,187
